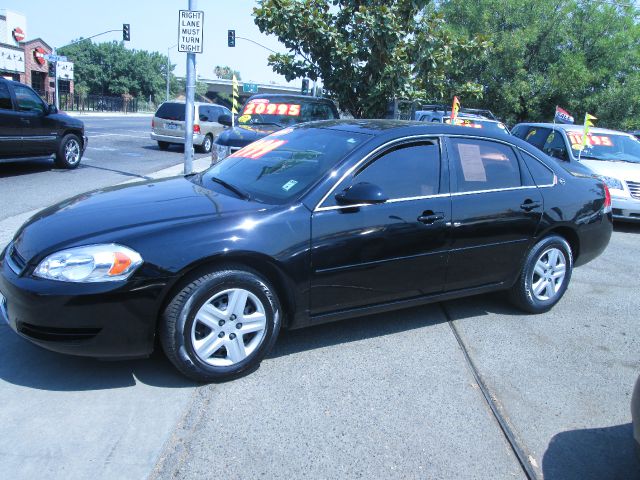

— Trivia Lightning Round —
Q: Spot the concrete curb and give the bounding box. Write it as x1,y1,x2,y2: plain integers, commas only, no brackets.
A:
0,156,211,248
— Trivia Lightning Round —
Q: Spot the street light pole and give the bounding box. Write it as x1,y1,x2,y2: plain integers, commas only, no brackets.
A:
166,44,177,101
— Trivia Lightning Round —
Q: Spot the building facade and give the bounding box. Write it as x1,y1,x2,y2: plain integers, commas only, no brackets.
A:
0,9,73,100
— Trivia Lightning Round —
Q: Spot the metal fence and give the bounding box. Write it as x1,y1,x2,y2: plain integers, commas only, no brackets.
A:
42,92,156,113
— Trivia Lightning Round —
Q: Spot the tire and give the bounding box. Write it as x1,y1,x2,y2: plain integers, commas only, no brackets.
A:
509,235,573,314
54,133,83,169
160,267,282,382
157,141,170,151
196,134,213,154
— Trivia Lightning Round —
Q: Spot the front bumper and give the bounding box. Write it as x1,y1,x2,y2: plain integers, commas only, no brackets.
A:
150,132,205,146
0,247,168,359
611,195,640,222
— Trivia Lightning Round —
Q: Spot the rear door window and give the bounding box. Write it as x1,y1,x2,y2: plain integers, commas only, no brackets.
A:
449,138,522,192
0,83,13,110
521,151,556,186
522,127,552,149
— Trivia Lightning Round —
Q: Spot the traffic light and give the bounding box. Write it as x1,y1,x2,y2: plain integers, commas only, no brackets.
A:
228,30,235,47
301,78,309,95
48,61,56,78
123,24,130,42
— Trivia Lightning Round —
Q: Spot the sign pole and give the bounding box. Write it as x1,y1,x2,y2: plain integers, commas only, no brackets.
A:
183,0,198,174
52,49,59,110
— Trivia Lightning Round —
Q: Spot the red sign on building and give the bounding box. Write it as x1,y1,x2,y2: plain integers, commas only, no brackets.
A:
12,27,25,43
33,46,46,65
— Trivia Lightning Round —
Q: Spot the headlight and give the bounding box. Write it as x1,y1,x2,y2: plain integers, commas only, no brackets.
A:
34,244,142,283
212,143,231,163
599,175,624,191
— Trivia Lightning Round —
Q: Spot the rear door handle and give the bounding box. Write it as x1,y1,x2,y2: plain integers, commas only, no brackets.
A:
418,212,445,224
20,118,30,124
520,200,541,211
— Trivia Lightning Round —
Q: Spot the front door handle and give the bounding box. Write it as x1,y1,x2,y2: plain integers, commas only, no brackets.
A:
520,200,541,211
418,211,445,224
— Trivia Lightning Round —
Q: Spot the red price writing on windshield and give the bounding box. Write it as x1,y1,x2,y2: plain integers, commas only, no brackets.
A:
229,139,287,160
568,134,613,147
243,103,301,116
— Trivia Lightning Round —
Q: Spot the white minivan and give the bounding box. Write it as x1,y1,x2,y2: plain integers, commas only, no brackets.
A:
513,122,640,222
151,101,231,153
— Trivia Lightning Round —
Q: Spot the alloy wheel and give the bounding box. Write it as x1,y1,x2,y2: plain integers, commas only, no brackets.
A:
190,288,267,367
65,139,81,164
530,247,567,301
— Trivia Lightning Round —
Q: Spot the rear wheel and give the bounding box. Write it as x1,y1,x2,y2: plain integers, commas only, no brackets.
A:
197,134,213,154
509,235,573,313
54,134,82,169
160,267,281,382
157,141,170,151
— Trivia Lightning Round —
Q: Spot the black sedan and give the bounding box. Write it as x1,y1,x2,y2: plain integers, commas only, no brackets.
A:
0,121,612,382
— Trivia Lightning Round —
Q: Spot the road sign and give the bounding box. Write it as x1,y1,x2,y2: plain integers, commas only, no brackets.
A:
243,83,258,93
178,10,204,53
44,54,67,62
57,61,74,81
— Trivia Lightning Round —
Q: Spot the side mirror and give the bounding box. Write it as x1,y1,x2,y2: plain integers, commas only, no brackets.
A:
47,103,57,115
335,182,388,206
218,114,232,127
548,147,568,161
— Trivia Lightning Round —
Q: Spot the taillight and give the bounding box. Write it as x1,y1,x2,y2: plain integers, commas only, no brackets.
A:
193,124,201,134
151,118,155,128
603,183,612,213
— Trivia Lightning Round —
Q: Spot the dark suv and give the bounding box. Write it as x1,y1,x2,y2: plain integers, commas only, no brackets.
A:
212,94,339,162
0,78,87,169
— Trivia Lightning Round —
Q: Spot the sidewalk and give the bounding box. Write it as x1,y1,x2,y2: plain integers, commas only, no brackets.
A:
0,156,211,248
64,111,153,118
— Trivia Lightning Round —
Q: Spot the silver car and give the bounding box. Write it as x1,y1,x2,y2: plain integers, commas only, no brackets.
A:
151,101,231,153
513,123,640,222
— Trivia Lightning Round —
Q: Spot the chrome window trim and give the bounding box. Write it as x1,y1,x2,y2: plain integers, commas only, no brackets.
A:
313,133,556,213
314,134,444,211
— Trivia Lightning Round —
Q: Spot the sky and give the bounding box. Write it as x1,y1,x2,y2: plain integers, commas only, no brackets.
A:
3,0,298,86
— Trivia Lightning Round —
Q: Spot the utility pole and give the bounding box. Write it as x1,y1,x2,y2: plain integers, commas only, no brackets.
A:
166,44,177,101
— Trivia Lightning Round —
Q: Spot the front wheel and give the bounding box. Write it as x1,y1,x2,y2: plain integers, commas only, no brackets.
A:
160,267,281,382
509,235,573,313
54,134,83,169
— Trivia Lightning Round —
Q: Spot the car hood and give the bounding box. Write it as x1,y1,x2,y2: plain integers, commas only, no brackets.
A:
581,159,640,182
11,175,269,263
215,124,282,148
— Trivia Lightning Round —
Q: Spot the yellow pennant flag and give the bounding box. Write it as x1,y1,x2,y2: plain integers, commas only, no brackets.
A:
232,73,239,115
451,96,461,125
580,113,597,150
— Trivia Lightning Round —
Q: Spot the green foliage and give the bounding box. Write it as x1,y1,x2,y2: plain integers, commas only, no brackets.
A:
253,0,487,118
214,66,242,80
173,77,210,101
59,40,175,102
439,0,640,129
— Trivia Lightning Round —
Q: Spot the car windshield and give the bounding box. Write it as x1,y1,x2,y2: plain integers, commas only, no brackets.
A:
567,132,640,163
203,128,370,204
444,117,509,134
237,99,336,127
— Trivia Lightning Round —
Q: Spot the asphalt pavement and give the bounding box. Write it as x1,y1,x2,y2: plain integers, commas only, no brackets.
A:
0,117,639,479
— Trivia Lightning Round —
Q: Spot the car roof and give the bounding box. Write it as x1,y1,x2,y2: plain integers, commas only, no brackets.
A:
247,94,335,105
515,122,633,137
159,101,226,108
299,119,513,139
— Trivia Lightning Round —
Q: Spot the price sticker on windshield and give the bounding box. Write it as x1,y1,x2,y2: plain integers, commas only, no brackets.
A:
243,102,301,116
229,139,287,159
568,134,613,147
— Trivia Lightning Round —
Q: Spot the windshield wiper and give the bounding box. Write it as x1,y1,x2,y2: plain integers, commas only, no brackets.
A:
210,177,252,200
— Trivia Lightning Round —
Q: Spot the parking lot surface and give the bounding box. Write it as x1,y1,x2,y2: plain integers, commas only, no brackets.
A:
1,117,639,479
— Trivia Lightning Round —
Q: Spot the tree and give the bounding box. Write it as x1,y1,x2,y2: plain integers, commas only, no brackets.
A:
438,0,640,128
59,40,174,102
214,65,242,80
253,0,488,118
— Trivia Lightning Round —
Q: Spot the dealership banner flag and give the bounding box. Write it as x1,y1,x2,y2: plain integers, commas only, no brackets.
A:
554,106,574,124
577,113,597,157
451,96,461,125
